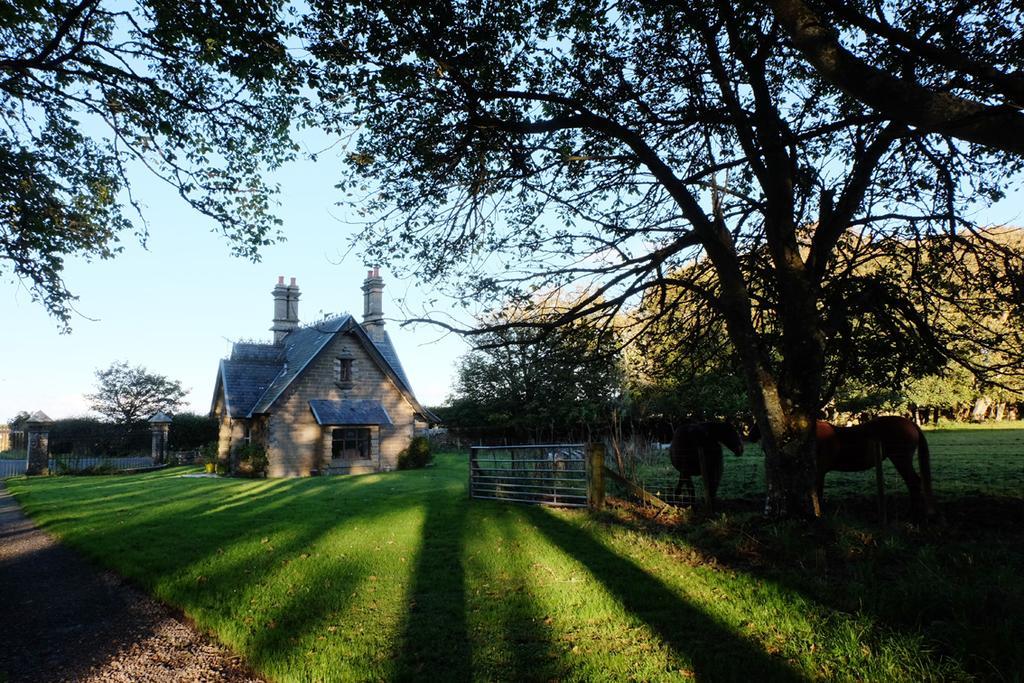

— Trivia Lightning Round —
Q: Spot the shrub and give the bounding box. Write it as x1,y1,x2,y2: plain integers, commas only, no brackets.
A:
49,418,148,456
168,413,218,451
397,436,432,470
200,442,218,465
52,455,117,475
233,442,268,478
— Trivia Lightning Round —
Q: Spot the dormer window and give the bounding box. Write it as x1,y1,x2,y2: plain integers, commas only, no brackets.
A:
334,356,354,385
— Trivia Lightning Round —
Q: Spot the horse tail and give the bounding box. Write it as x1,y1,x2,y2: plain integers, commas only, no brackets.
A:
916,424,933,501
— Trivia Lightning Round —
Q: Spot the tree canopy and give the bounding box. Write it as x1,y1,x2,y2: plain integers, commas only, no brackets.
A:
765,0,1024,154
1,0,299,328
443,307,622,440
86,360,186,424
302,0,1024,516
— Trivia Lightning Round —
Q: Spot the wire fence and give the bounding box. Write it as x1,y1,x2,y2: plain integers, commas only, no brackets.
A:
606,427,1024,511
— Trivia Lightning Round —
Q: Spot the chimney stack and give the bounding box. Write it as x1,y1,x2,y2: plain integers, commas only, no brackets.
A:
271,275,301,344
362,266,384,341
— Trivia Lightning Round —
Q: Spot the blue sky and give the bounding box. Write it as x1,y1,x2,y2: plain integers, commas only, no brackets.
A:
0,144,471,421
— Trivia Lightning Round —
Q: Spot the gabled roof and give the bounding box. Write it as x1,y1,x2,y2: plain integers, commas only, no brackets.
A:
212,314,438,422
310,399,393,426
250,315,353,414
217,357,284,419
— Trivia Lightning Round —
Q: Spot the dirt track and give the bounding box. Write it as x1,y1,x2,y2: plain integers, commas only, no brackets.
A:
0,482,261,682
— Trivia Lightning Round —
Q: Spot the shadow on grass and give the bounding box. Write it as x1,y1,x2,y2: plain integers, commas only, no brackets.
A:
489,505,562,681
613,492,1024,679
394,485,471,680
517,504,802,682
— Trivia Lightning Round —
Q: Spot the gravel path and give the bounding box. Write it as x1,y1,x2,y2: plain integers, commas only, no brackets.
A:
0,482,262,682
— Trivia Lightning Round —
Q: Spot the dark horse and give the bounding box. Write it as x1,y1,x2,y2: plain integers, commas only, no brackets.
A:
817,416,934,517
669,422,744,507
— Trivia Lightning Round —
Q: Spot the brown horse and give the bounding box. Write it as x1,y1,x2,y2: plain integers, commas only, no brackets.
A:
817,416,934,517
670,422,744,508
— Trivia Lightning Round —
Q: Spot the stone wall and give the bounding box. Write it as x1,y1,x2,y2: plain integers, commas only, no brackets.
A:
265,332,416,477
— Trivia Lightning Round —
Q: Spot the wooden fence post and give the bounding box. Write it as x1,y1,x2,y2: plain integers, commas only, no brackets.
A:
696,445,713,511
872,440,887,525
587,442,605,511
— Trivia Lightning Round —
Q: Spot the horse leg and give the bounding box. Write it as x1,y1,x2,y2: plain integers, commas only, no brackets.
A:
675,475,695,507
889,452,924,520
706,453,723,508
816,467,826,511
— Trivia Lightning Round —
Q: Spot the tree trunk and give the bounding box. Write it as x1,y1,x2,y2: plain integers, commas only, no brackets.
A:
713,257,822,518
971,396,992,421
759,407,821,518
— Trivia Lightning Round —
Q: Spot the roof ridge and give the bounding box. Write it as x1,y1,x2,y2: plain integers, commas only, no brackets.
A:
295,312,351,331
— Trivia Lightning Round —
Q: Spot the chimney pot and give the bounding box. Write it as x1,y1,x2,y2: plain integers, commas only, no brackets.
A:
271,275,300,344
362,268,385,340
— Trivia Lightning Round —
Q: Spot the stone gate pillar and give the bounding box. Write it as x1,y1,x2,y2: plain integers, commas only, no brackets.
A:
25,411,54,476
148,412,172,464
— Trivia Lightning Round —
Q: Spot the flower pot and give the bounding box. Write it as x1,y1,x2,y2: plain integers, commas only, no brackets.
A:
204,462,216,474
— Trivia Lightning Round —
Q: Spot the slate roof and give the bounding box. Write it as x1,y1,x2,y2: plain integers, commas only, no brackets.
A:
231,342,284,362
219,358,286,418
372,331,411,389
214,313,436,421
309,399,393,426
249,315,353,414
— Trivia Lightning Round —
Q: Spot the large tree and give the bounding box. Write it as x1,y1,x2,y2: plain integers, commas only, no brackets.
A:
1,0,298,328
86,361,186,425
302,0,1024,516
764,0,1024,155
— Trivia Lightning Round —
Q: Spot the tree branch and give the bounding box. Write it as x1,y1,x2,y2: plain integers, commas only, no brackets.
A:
765,0,1024,155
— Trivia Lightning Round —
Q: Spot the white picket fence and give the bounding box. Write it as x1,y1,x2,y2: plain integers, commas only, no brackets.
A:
0,459,24,478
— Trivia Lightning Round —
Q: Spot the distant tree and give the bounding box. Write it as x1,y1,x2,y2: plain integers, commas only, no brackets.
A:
904,367,977,416
626,275,749,421
0,0,299,329
7,411,30,429
445,313,622,439
86,361,186,425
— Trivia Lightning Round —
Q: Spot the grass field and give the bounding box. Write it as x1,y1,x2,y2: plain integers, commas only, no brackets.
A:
6,428,1024,681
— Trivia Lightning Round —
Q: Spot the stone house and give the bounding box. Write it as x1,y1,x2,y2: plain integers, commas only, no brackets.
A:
210,269,438,476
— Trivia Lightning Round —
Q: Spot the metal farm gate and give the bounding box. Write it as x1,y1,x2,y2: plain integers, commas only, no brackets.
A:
469,444,594,508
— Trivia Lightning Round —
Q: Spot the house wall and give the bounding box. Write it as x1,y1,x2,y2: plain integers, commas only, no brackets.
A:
265,332,417,477
213,393,270,470
213,394,248,462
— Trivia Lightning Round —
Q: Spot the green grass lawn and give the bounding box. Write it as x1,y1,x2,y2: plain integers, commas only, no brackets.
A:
7,435,1024,681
